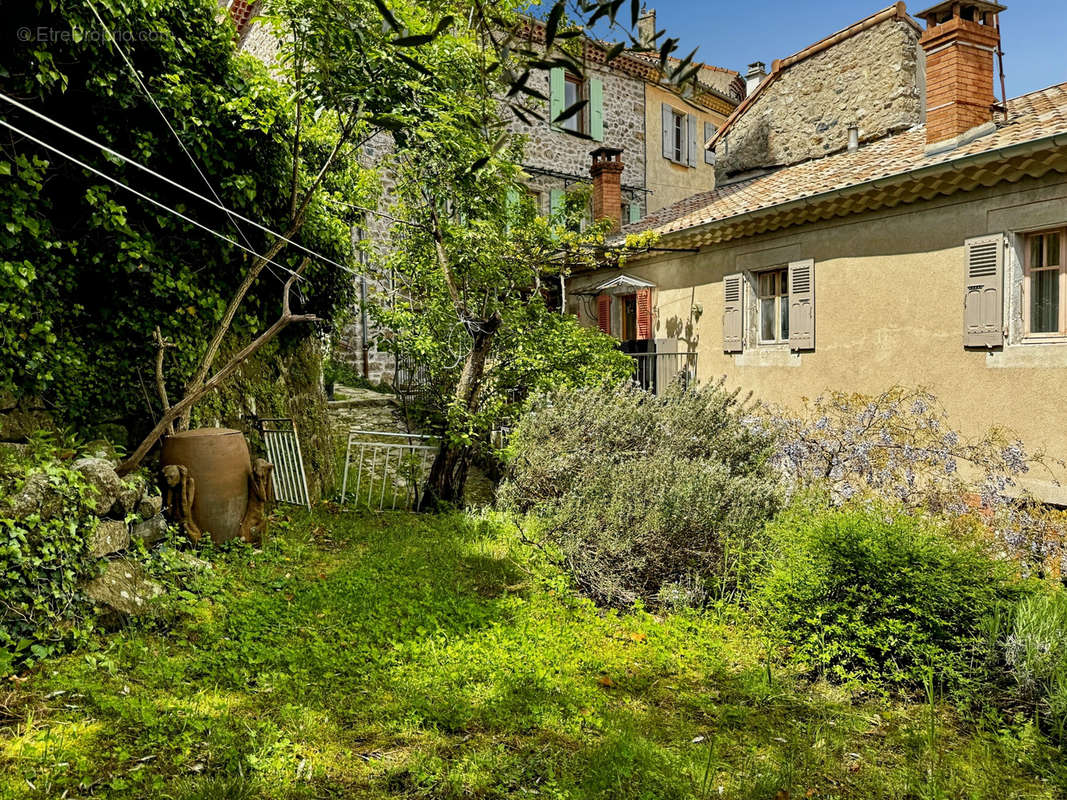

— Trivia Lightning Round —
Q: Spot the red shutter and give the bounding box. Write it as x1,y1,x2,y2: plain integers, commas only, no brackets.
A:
636,288,652,339
597,294,612,335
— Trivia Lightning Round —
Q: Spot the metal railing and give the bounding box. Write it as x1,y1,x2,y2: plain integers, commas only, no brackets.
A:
394,353,432,403
628,351,698,395
259,418,311,509
340,429,438,511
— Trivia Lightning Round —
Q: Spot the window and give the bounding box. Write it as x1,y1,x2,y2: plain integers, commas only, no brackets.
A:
1024,229,1066,336
757,268,789,344
671,110,686,162
563,73,586,134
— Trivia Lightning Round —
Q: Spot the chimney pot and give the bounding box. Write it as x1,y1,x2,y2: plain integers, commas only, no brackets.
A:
847,124,859,152
744,61,768,97
590,147,625,233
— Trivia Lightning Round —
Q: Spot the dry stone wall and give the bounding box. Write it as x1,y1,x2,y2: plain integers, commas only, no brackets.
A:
715,17,924,181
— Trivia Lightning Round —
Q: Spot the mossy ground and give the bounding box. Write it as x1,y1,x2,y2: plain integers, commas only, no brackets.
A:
1,509,1063,799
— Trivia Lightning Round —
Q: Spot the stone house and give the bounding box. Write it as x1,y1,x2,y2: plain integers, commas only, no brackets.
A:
568,1,1067,502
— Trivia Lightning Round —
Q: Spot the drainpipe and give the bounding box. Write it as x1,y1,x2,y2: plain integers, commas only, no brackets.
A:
360,274,369,378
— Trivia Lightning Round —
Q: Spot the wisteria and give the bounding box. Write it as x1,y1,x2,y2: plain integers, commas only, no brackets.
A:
758,386,1067,579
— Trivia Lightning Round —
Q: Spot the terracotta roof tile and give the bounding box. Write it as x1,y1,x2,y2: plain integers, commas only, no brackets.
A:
623,82,1067,240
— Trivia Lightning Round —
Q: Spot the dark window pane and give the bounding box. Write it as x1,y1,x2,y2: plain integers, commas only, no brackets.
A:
781,299,790,341
1031,269,1060,333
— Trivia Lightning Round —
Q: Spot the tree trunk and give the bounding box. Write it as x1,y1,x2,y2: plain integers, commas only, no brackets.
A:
419,313,500,510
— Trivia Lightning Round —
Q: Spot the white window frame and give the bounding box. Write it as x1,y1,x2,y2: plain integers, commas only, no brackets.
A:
1022,227,1067,340
671,110,686,163
756,267,789,345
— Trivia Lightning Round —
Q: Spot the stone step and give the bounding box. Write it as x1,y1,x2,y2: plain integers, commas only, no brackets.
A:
327,396,397,410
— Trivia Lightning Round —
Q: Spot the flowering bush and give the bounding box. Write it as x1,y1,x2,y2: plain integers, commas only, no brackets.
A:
761,387,1065,577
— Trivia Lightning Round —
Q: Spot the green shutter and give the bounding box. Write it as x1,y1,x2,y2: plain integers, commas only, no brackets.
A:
628,202,641,224
549,68,565,130
589,78,604,141
549,188,565,219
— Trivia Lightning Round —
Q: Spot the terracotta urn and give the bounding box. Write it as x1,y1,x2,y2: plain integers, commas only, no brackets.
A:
160,428,252,544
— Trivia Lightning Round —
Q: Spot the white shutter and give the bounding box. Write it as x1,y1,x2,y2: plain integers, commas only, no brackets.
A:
963,234,1005,348
788,259,815,351
723,273,744,353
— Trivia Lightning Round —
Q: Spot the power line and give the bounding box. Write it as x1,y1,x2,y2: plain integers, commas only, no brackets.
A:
0,90,357,277
0,116,315,282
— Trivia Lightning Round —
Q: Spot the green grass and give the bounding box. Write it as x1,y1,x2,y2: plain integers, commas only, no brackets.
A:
1,509,1063,799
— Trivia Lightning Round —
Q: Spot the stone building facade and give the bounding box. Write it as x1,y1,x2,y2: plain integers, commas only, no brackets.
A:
710,3,925,182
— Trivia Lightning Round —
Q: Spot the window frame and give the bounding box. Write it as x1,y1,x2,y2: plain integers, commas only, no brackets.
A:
671,110,686,163
756,267,790,345
1022,227,1067,339
562,72,587,135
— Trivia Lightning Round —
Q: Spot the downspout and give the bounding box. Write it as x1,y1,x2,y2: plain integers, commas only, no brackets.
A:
360,274,370,378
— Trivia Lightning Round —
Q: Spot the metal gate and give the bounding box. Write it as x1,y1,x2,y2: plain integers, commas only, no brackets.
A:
259,418,311,509
341,429,438,511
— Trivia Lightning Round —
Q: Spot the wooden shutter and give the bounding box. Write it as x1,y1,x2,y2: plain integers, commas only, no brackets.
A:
589,78,604,141
549,188,564,219
549,68,565,129
687,114,698,166
964,234,1005,348
597,293,612,335
704,122,716,165
788,259,815,351
627,202,641,224
723,273,743,352
636,288,652,339
661,103,672,159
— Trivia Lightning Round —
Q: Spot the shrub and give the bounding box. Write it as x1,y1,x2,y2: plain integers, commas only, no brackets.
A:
0,447,99,675
500,381,781,607
757,502,1022,690
1006,591,1067,740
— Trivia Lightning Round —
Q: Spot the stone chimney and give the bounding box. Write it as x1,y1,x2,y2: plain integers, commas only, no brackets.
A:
637,7,657,49
590,147,624,233
918,1,1004,146
744,62,768,97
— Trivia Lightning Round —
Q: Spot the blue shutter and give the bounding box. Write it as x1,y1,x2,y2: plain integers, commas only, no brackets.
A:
704,122,716,165
589,78,604,141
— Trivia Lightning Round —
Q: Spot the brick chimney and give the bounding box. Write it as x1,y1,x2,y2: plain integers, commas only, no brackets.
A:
590,147,624,233
918,1,1005,146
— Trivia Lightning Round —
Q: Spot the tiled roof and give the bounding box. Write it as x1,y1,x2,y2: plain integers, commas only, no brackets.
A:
623,82,1067,240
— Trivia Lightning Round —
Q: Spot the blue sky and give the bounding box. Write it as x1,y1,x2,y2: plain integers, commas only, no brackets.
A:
603,1,1065,98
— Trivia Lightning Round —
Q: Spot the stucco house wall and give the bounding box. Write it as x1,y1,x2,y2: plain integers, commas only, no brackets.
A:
644,83,729,214
569,171,1067,501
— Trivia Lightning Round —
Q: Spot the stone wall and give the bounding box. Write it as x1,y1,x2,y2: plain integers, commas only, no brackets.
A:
715,16,924,181
510,63,648,220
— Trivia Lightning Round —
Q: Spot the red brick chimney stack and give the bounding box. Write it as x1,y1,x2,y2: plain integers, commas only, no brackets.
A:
918,1,1005,146
590,147,625,233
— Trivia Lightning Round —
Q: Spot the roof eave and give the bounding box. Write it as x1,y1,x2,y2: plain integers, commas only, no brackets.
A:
628,131,1067,253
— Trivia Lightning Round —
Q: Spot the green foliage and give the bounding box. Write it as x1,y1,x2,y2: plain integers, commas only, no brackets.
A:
1,508,1061,798
0,0,360,432
757,501,1023,691
500,381,781,607
1006,590,1067,741
0,447,99,675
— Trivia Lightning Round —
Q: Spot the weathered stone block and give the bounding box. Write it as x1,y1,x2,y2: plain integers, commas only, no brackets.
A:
90,519,130,558
114,474,147,516
72,457,121,516
83,559,163,621
6,472,64,521
131,513,168,546
136,493,163,520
